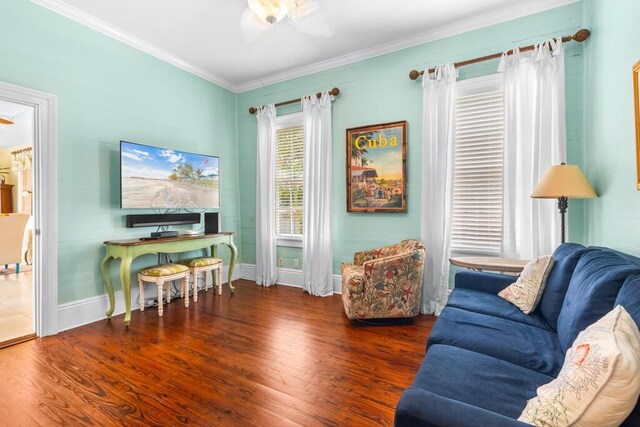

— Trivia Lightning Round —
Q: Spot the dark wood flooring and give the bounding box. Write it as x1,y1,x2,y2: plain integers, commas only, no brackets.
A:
0,280,435,426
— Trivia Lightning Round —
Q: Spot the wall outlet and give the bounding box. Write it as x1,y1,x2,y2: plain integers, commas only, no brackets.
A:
293,259,299,268
278,257,284,267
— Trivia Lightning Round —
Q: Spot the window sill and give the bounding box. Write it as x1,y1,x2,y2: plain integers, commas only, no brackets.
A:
277,236,303,248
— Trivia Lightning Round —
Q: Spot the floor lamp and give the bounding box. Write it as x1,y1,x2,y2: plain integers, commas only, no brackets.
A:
531,163,597,243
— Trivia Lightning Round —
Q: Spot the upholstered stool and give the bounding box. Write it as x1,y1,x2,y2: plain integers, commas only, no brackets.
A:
178,257,223,302
138,263,190,317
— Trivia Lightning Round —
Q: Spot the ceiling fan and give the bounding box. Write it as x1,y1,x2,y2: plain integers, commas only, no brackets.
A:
0,118,14,125
241,0,332,41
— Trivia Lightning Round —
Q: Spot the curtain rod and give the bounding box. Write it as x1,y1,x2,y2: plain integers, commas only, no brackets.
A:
408,28,591,80
248,87,340,115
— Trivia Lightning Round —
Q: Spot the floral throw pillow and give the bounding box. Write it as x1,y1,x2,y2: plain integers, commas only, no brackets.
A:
498,255,554,314
519,305,640,427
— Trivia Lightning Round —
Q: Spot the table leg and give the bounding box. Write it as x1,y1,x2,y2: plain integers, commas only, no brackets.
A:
226,238,237,293
101,254,115,319
211,244,218,291
119,255,133,326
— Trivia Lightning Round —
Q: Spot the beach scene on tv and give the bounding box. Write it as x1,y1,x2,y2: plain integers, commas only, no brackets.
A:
121,141,219,209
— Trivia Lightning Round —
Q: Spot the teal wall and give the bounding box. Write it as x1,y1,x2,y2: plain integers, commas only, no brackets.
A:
1,0,606,307
0,0,240,304
582,0,640,255
237,2,587,274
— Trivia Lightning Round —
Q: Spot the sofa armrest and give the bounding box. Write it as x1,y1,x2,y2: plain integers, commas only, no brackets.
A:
454,270,515,295
395,388,530,427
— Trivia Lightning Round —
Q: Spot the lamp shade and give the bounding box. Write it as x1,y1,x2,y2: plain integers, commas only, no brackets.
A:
531,164,597,199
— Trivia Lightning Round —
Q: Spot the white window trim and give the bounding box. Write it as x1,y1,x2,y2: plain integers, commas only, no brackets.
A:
275,112,304,247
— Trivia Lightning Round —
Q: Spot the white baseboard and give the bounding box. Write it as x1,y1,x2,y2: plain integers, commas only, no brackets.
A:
239,263,342,294
57,265,237,332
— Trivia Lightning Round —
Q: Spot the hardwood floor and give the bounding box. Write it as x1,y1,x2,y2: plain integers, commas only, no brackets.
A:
0,280,434,426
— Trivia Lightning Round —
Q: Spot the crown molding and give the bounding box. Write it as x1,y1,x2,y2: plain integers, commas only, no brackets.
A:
31,0,238,92
32,0,579,94
235,0,580,92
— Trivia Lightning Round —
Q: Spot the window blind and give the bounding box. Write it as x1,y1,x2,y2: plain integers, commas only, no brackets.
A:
275,125,304,237
451,89,504,255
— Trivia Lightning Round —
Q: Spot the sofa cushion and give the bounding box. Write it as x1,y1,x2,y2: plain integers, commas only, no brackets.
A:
519,306,640,427
447,288,551,330
537,243,589,331
616,275,640,327
412,344,555,419
499,255,554,314
428,307,564,376
556,249,640,351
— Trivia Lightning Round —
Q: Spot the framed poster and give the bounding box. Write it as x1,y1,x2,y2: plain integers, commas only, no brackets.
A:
346,121,407,212
634,60,640,190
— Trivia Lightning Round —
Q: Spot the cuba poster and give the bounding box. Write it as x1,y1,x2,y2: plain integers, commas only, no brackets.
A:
346,121,407,212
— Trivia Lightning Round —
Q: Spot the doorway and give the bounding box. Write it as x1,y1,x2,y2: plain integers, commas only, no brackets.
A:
0,81,58,340
0,101,35,346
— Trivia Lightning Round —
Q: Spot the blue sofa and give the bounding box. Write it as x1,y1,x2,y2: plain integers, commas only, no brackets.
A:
395,243,640,426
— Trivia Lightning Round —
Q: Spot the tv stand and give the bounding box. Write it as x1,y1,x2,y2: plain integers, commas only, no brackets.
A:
101,232,237,326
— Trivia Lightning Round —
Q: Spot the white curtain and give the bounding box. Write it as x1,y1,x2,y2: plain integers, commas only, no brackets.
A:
500,39,565,259
255,104,278,286
302,92,333,297
421,64,457,315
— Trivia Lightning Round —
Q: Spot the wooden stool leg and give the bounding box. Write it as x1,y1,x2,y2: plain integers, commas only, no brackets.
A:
192,268,198,303
184,272,190,308
204,268,211,295
217,265,222,296
157,280,164,317
166,282,171,303
138,276,145,312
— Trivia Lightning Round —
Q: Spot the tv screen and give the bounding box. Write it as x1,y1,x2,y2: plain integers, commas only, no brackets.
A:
120,141,220,209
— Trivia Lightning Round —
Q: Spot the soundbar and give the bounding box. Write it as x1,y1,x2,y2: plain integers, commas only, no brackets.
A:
150,231,179,239
125,213,201,228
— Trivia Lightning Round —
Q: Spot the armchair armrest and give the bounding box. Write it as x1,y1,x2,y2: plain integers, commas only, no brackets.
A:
362,250,425,289
395,388,530,427
341,263,364,295
454,270,515,295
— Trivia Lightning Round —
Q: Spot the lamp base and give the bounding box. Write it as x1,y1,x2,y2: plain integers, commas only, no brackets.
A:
557,196,568,244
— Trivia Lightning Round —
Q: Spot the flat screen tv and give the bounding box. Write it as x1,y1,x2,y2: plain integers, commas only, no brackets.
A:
120,141,220,209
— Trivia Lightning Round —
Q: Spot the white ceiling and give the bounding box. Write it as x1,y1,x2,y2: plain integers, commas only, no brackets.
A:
33,0,578,92
0,100,34,150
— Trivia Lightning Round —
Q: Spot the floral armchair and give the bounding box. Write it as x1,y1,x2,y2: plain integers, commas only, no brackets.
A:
341,239,426,320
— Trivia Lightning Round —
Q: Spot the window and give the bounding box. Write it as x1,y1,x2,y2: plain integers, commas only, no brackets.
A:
275,113,304,246
451,75,504,256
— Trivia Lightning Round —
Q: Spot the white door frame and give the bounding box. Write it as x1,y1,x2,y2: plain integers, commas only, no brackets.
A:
0,81,58,336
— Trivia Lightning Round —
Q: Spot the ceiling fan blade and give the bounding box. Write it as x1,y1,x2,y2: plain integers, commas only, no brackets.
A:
241,8,273,42
0,118,14,125
286,0,332,37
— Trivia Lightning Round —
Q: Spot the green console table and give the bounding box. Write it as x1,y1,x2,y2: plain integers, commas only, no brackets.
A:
101,232,237,325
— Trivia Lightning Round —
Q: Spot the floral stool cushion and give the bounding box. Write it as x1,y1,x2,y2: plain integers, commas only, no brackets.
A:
178,257,222,268
139,263,189,277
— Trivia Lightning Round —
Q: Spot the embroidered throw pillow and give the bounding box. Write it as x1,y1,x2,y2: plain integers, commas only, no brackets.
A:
498,255,554,314
519,305,640,427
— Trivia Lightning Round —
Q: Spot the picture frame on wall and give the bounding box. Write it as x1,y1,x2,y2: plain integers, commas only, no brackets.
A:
346,121,407,212
634,60,640,190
